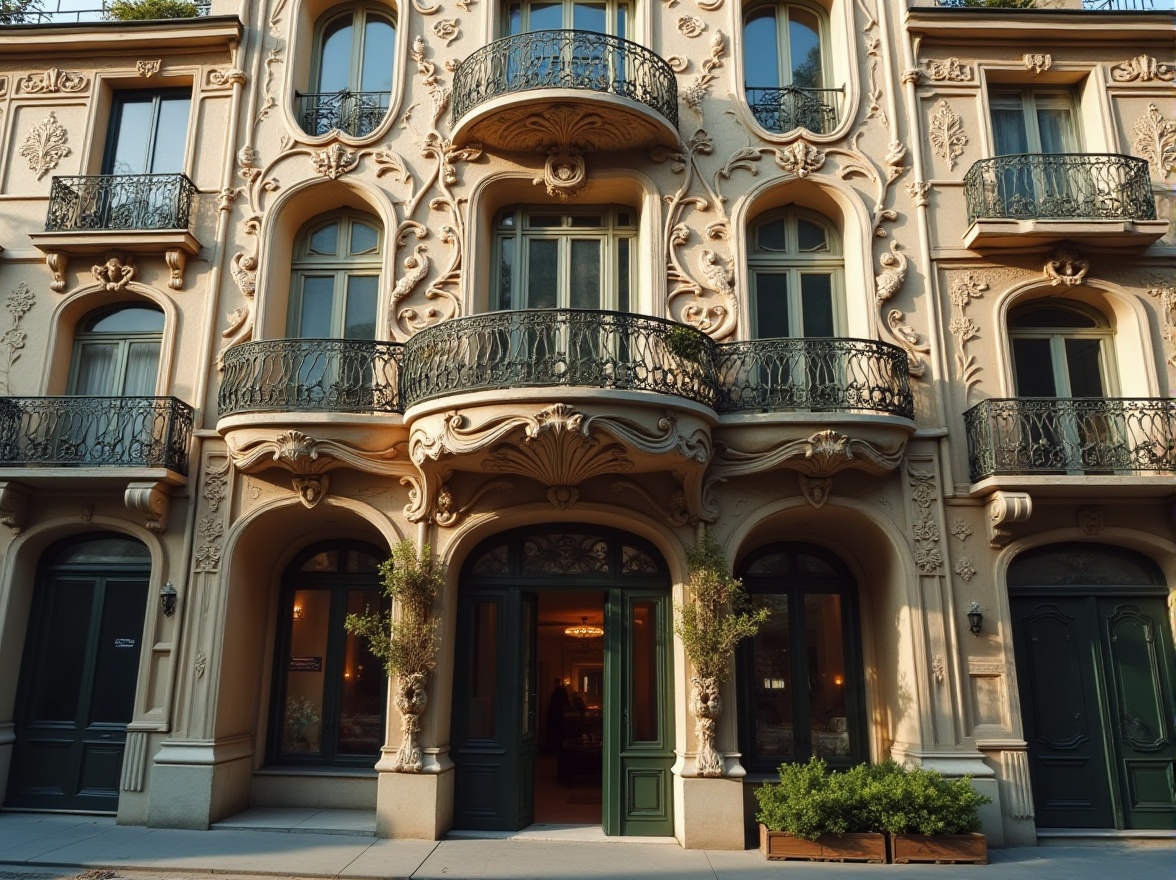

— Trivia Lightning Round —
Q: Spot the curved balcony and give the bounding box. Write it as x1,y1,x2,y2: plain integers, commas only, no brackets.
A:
965,397,1176,485
744,86,842,136
962,154,1167,248
296,90,390,139
401,309,715,411
450,30,679,151
218,339,404,417
714,337,913,419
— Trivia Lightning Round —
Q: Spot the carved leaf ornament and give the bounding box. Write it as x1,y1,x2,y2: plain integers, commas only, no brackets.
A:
928,100,967,171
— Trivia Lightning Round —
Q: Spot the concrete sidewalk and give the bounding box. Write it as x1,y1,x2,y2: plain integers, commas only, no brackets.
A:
0,812,1172,880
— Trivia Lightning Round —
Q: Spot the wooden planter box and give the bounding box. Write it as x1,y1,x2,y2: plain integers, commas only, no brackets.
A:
890,832,988,864
759,825,887,863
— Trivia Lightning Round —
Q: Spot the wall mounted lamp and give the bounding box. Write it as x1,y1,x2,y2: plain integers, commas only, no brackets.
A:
160,581,177,618
292,603,303,622
966,602,983,637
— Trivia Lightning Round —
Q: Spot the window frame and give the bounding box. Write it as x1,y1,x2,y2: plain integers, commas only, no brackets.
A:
1008,300,1117,398
310,4,398,96
989,88,1081,156
68,305,165,396
288,211,384,340
102,88,192,176
503,0,630,37
742,0,830,92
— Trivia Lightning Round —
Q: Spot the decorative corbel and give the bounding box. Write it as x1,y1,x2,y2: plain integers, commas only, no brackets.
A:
986,490,1032,548
291,474,329,508
798,475,833,508
165,249,187,291
45,251,68,293
125,481,170,532
0,481,31,533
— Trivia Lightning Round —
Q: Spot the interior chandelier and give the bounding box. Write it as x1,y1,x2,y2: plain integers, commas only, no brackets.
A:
564,616,604,639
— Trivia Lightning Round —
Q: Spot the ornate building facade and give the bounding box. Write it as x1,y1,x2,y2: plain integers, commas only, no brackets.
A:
0,0,1173,849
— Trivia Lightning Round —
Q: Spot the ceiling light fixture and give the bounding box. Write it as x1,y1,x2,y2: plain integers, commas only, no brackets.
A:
564,616,603,639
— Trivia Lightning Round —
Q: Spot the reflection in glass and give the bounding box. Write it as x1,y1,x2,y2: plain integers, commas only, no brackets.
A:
804,593,848,757
750,594,794,759
630,601,658,742
469,600,499,739
338,590,384,754
281,589,329,755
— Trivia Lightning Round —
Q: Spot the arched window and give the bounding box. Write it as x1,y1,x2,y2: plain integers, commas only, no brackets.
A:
492,206,635,311
70,305,164,395
747,207,843,338
742,1,838,134
505,0,628,37
289,211,382,339
1008,300,1115,398
736,543,866,773
301,6,396,138
269,541,387,767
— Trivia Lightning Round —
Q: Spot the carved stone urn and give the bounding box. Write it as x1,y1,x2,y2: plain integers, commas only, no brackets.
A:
392,672,428,772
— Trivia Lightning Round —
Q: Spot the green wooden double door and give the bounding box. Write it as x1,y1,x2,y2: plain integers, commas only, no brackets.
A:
451,529,675,836
1010,544,1176,830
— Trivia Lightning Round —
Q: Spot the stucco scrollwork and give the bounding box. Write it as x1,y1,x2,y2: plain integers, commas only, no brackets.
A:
928,99,967,171
773,141,825,178
924,57,973,82
1023,54,1052,75
677,15,705,37
1144,278,1176,368
125,481,171,532
17,68,88,93
1044,248,1089,288
208,68,248,88
0,482,31,534
1132,104,1176,178
953,557,977,583
310,143,360,179
1110,55,1175,83
92,256,136,292
432,18,459,45
905,180,931,207
20,112,71,181
681,31,724,117
986,490,1033,548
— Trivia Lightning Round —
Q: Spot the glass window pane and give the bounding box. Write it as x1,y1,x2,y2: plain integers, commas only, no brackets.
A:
498,237,515,310
804,593,849,758
617,238,630,313
1036,107,1075,154
29,579,94,721
344,275,378,339
569,215,602,228
527,214,561,228
318,16,355,93
526,239,559,308
349,222,379,255
743,8,779,89
337,590,385,755
629,601,659,743
788,8,823,89
507,2,522,34
122,342,160,395
756,219,787,252
301,550,339,572
570,240,601,309
56,538,150,565
107,98,153,174
796,219,828,253
992,107,1029,156
522,599,535,735
1011,305,1098,329
800,274,835,337
750,594,793,760
281,589,330,755
528,2,562,29
754,273,790,339
149,96,191,175
468,600,499,740
88,307,164,333
360,17,396,93
346,550,380,573
1065,339,1105,398
572,2,606,32
309,223,340,256
298,277,336,337
89,579,147,724
72,343,117,394
1011,338,1058,397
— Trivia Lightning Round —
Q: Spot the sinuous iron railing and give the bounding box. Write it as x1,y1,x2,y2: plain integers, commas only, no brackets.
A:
218,338,404,416
963,154,1156,224
934,0,1168,8
714,338,914,418
964,397,1176,481
451,29,679,129
744,86,841,135
0,396,193,473
1,0,209,24
400,309,716,408
297,90,391,138
45,173,198,232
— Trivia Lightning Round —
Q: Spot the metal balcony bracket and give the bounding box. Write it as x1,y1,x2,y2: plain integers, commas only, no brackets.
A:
985,490,1033,549
125,480,170,533
0,481,31,534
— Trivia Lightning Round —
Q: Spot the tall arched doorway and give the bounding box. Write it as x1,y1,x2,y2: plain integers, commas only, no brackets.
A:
1009,543,1176,829
6,534,151,811
451,526,673,836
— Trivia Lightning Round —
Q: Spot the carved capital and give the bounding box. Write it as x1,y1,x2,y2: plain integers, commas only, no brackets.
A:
125,481,170,532
986,490,1033,548
0,481,31,534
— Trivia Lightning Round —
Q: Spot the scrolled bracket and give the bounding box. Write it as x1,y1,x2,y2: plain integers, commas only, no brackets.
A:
125,480,170,533
0,481,31,534
986,490,1032,548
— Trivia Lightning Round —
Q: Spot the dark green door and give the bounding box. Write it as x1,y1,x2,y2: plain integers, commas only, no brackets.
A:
603,589,674,836
1012,575,1176,829
7,538,150,812
452,589,538,830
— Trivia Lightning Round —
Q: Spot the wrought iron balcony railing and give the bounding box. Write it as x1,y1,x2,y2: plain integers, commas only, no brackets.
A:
218,338,404,416
451,29,679,129
934,0,1167,9
297,90,391,138
714,338,914,418
0,396,193,474
964,397,1176,481
964,154,1157,225
1,0,209,24
400,309,716,409
744,86,842,135
45,173,198,232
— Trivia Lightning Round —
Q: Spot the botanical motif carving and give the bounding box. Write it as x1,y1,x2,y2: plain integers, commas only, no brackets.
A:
537,147,588,200
310,143,359,179
681,31,724,117
1110,55,1175,83
932,657,945,685
20,112,71,180
432,18,459,45
208,68,247,88
774,141,825,178
874,241,907,303
948,272,988,399
690,675,723,776
194,462,229,573
17,68,88,93
924,57,973,82
393,673,429,771
906,180,931,207
136,60,161,78
953,557,977,583
1044,248,1089,288
0,283,34,396
1132,104,1176,177
92,256,136,292
950,518,973,543
677,15,705,36
908,467,943,574
194,652,207,678
928,99,967,171
711,430,906,487
1144,278,1176,368
1078,507,1104,536
1023,54,1052,75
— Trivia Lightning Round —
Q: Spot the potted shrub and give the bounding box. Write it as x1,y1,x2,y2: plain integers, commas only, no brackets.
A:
755,758,887,863
867,762,990,864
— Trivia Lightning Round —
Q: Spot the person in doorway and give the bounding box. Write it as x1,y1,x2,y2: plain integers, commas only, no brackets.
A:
547,678,570,749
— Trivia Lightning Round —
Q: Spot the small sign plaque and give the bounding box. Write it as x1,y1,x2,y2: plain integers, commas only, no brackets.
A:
114,638,136,649
289,656,323,672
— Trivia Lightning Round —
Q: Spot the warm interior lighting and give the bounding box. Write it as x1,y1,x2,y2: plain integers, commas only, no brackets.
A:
564,616,603,639
292,604,303,622
833,675,844,686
